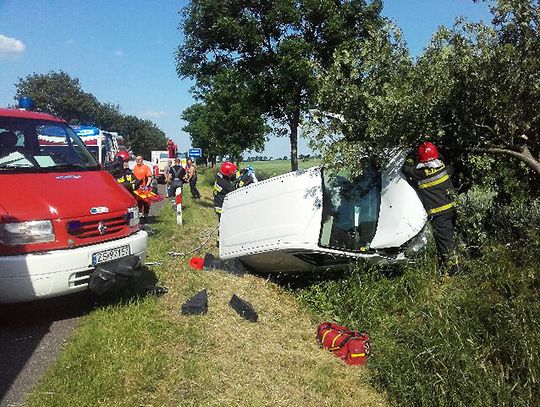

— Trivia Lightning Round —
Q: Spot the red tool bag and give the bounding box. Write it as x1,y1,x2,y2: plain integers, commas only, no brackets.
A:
316,322,371,365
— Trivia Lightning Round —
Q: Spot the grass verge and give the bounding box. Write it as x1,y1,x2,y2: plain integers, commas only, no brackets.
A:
27,167,386,407
295,244,540,407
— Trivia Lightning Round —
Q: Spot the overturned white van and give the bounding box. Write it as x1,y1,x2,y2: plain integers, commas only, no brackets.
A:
219,153,428,273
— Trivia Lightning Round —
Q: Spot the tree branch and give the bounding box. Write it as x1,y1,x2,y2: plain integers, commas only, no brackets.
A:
468,145,540,175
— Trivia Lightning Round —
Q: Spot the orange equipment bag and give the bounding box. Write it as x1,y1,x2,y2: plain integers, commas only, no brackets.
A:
316,322,371,365
133,186,164,204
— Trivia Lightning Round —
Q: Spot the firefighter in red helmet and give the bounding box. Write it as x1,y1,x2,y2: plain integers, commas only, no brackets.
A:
110,150,139,192
402,141,458,275
213,161,237,220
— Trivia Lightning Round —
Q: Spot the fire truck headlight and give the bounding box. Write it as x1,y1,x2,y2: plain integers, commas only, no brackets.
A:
126,206,140,227
0,220,55,245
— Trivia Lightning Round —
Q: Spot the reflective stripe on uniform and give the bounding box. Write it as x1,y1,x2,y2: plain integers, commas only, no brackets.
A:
350,353,366,358
215,207,222,213
418,170,449,189
428,202,455,215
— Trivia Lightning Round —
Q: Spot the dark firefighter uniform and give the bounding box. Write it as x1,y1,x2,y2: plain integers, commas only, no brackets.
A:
213,172,236,219
401,159,457,272
109,158,140,192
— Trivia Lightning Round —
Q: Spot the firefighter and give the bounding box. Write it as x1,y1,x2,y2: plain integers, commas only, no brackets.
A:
213,161,237,220
236,165,258,188
110,150,140,192
401,141,458,276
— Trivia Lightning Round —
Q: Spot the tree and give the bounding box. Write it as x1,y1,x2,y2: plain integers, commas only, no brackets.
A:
182,103,220,166
308,0,540,183
410,0,540,176
14,71,100,124
306,22,413,172
177,0,386,171
182,69,270,164
14,71,167,159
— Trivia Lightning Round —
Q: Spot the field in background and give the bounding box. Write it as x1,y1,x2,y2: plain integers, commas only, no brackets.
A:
246,159,321,178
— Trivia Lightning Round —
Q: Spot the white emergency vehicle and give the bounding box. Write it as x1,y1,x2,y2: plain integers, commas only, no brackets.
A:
72,125,121,166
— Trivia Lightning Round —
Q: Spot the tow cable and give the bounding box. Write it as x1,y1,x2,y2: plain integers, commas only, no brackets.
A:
168,224,220,257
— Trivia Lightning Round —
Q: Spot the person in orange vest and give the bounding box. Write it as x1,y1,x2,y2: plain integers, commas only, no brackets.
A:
401,142,458,276
133,155,153,218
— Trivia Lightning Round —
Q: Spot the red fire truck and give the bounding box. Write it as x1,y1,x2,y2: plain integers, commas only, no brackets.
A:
0,100,148,302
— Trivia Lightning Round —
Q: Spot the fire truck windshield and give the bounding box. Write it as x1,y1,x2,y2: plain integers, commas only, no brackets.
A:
0,117,99,172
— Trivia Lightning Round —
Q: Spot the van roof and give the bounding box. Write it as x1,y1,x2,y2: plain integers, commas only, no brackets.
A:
0,108,65,123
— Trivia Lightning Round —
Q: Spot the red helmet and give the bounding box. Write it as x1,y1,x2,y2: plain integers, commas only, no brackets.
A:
220,161,237,178
115,150,130,162
417,142,439,163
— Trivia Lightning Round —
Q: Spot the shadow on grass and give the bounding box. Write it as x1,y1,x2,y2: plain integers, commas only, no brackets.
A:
0,266,164,404
194,200,215,209
251,261,407,290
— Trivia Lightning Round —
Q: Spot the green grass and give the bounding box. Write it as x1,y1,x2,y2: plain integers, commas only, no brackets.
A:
247,159,321,179
27,167,386,407
295,242,540,407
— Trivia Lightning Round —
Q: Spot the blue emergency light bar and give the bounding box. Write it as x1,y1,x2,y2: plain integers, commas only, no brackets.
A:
72,125,100,137
18,96,35,110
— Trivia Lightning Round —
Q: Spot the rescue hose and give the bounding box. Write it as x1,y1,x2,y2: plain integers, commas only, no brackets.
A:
168,223,220,257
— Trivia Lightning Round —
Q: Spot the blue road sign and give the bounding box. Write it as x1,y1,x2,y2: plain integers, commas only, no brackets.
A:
188,148,202,158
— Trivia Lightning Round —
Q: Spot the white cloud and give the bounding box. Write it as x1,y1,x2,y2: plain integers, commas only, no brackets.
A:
142,110,168,118
0,34,25,55
114,49,124,57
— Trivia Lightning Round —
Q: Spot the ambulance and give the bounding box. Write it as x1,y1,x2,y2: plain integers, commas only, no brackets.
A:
0,100,147,303
72,125,120,166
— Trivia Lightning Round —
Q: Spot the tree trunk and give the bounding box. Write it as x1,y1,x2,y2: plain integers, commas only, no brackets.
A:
290,126,298,171
468,146,540,176
289,108,300,172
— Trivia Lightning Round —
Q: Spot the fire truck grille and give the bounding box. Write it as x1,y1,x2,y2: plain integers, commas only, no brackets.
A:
67,215,126,239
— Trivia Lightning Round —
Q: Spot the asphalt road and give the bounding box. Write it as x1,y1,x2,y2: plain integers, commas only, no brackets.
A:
0,293,95,407
0,186,166,407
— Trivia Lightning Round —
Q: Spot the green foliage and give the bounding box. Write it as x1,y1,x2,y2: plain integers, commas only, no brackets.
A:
14,71,167,159
182,69,270,163
177,0,387,170
307,0,540,179
307,21,413,168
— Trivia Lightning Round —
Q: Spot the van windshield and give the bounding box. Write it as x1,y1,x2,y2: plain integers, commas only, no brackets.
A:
319,163,381,252
0,117,99,172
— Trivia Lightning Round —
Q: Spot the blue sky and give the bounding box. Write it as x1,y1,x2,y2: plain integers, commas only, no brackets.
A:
0,0,492,158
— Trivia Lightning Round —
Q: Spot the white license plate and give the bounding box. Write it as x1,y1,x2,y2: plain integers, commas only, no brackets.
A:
92,245,131,266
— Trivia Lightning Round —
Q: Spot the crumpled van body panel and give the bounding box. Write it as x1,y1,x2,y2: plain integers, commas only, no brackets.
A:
219,156,427,273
